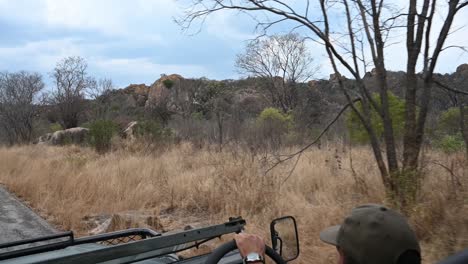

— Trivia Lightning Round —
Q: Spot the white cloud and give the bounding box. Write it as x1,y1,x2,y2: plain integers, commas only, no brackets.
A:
0,0,466,84
0,0,180,40
0,37,213,87
0,38,84,72
204,12,256,41
44,0,124,35
0,0,45,24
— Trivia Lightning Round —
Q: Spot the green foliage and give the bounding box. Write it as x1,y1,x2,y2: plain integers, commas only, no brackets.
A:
134,120,174,142
162,79,175,89
88,120,118,153
61,134,73,145
437,107,467,135
347,92,406,143
49,123,62,132
191,112,204,121
433,107,466,153
193,81,228,117
111,105,120,112
435,133,464,153
80,121,91,129
257,107,294,149
257,107,293,126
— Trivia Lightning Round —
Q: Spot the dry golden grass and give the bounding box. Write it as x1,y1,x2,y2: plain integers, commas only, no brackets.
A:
0,143,466,263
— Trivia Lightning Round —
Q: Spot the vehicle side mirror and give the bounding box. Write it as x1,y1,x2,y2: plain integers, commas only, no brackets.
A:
270,216,299,262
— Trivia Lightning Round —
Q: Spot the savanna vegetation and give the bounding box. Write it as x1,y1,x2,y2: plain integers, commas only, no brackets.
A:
1,1,468,263
0,143,466,263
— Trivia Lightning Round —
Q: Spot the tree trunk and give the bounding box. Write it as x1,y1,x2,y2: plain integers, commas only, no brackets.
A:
375,66,399,170
216,111,223,151
402,0,424,172
459,102,468,157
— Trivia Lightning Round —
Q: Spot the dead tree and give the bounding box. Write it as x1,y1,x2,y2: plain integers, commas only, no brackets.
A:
0,71,44,144
87,78,114,120
236,33,316,112
48,56,93,129
179,0,468,207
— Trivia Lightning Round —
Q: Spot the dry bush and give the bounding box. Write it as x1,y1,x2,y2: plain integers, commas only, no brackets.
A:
0,143,466,263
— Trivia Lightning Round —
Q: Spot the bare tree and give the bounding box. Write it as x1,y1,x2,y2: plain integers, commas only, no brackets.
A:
203,82,233,149
48,56,93,129
87,78,114,120
461,101,468,157
433,75,468,156
236,33,316,112
0,71,44,144
179,0,468,207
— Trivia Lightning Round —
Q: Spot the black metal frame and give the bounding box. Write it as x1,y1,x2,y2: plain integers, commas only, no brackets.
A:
0,217,246,263
0,228,160,261
75,228,161,245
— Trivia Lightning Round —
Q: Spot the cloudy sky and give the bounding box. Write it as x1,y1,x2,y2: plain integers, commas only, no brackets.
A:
0,0,467,88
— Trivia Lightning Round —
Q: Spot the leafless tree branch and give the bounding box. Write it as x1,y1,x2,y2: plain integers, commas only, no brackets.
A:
265,97,362,175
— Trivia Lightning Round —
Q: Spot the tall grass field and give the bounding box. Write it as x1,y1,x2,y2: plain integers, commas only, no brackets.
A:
0,143,466,263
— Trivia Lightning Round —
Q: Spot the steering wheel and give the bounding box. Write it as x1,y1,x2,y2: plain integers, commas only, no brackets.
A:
205,240,286,264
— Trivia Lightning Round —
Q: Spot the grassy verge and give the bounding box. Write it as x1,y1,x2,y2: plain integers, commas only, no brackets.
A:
0,143,466,263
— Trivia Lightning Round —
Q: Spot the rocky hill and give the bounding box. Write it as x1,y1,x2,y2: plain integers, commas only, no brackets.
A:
98,63,467,129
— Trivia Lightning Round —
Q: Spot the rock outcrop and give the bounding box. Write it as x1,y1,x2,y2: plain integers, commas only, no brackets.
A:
37,127,89,146
85,63,468,128
456,63,468,74
123,84,149,107
146,74,185,110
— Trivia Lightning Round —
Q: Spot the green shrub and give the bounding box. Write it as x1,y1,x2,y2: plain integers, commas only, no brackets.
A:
435,133,464,153
257,107,293,149
134,120,173,142
111,105,120,112
258,107,293,126
80,121,91,129
436,107,467,135
49,123,63,132
191,111,204,121
88,120,118,153
432,107,467,152
162,79,175,89
347,92,406,143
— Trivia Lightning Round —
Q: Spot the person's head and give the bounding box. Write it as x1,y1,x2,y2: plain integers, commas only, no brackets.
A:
320,204,421,264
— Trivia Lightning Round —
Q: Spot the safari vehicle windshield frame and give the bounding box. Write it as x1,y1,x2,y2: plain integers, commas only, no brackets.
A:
0,216,300,264
0,217,246,264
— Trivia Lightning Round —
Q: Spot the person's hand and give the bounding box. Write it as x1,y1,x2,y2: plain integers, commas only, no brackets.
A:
234,233,266,258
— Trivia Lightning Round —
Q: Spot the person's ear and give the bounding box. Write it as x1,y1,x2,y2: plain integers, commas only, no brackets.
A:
337,247,346,264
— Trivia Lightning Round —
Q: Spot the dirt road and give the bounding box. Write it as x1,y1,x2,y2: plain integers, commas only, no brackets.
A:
0,186,56,246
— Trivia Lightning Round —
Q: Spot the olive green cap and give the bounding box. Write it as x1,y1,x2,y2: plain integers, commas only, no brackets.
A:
320,204,420,264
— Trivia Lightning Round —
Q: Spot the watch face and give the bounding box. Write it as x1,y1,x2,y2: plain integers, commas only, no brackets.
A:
245,252,263,262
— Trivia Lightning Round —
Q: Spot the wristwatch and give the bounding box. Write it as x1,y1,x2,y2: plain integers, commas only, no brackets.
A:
243,252,265,263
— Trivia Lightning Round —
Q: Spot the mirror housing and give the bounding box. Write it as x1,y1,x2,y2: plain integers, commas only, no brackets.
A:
270,216,299,262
